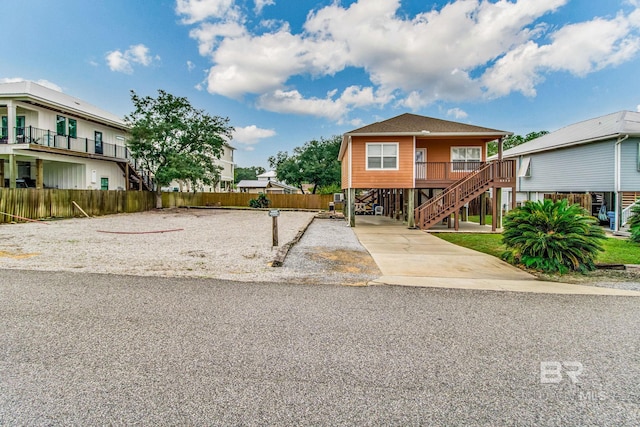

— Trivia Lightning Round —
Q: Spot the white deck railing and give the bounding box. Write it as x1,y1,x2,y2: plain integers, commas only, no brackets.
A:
622,201,639,226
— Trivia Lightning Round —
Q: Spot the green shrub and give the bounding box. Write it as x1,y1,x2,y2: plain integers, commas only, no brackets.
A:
501,199,606,273
628,203,640,243
249,193,270,208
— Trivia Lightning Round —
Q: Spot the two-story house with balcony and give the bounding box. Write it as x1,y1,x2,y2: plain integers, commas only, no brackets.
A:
0,81,150,191
339,113,516,230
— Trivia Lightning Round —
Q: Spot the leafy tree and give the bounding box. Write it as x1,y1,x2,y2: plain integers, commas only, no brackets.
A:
268,135,341,194
125,90,233,208
235,166,266,183
502,199,606,273
488,131,549,157
628,203,640,243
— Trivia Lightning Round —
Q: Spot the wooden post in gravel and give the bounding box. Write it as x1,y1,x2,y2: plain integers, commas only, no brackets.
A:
270,209,280,246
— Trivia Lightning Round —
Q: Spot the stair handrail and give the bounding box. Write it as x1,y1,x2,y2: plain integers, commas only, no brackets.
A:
622,199,640,226
414,160,519,229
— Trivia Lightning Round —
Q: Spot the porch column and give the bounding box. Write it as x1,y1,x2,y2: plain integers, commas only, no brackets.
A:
492,187,502,231
407,189,415,228
511,185,516,210
8,154,17,188
0,159,4,188
347,188,356,227
395,189,401,220
479,192,486,225
6,101,15,144
454,208,460,231
125,163,130,191
35,159,43,189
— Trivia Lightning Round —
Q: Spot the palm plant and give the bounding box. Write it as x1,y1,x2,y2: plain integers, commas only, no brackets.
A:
628,202,640,243
502,199,606,273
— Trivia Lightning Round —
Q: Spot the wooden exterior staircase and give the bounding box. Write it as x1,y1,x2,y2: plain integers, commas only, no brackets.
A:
118,149,154,191
414,160,516,230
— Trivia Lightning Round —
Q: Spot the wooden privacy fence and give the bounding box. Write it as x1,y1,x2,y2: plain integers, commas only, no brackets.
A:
543,193,592,212
162,192,337,210
0,189,155,223
0,189,337,223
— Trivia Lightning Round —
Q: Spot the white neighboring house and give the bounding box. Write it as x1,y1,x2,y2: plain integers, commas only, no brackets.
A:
237,170,300,194
0,81,150,190
163,143,235,192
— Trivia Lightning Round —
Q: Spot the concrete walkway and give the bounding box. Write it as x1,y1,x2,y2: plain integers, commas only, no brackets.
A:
352,215,640,296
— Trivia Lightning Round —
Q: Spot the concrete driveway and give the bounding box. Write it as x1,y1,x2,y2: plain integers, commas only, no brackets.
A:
352,215,640,296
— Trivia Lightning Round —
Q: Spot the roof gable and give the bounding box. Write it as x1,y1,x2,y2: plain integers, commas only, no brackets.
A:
346,113,509,135
502,111,640,157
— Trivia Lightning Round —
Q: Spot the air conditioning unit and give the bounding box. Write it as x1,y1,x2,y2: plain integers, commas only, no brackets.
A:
333,193,344,203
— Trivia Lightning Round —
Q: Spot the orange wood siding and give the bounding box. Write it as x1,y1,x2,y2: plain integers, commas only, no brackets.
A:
341,146,350,189
416,138,487,162
350,136,414,189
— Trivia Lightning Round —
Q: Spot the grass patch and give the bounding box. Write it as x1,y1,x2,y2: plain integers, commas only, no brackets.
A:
432,233,505,258
432,233,640,266
467,215,493,224
597,238,640,265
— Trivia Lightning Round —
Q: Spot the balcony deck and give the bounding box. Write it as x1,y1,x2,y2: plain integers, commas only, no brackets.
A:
415,161,515,188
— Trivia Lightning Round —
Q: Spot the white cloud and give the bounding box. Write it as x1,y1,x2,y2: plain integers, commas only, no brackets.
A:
0,78,62,92
180,0,640,120
637,104,640,112
447,108,468,119
187,60,195,71
106,44,158,74
232,125,276,151
257,86,392,121
254,0,274,15
176,0,236,24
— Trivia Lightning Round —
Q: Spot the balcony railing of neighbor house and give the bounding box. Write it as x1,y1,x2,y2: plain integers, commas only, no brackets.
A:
622,200,639,227
1,126,128,159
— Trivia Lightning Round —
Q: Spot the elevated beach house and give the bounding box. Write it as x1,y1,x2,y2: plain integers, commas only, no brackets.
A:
339,113,517,230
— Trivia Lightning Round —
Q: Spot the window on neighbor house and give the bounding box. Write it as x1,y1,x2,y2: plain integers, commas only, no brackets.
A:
367,143,398,170
68,119,77,138
56,115,66,135
518,157,531,177
451,147,482,171
1,116,7,138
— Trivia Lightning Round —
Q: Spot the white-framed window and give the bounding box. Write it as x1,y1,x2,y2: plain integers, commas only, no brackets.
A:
367,143,398,170
451,146,482,171
518,157,531,177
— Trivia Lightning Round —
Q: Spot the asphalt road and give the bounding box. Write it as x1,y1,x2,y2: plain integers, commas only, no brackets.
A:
1,270,639,426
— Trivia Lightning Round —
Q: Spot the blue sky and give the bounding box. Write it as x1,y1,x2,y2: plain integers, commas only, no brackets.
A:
2,0,640,168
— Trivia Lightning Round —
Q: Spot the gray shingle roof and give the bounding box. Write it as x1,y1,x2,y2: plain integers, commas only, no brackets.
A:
502,110,640,158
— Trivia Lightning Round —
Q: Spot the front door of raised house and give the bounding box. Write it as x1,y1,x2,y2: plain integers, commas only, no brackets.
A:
416,148,426,180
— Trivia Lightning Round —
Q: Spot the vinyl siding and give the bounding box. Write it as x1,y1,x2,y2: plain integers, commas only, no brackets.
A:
620,137,640,191
518,140,615,192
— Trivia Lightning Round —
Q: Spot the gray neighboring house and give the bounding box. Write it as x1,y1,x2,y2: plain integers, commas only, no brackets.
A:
500,110,640,231
237,171,299,194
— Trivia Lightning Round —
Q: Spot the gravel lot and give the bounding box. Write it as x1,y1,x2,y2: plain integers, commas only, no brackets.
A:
0,208,380,285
